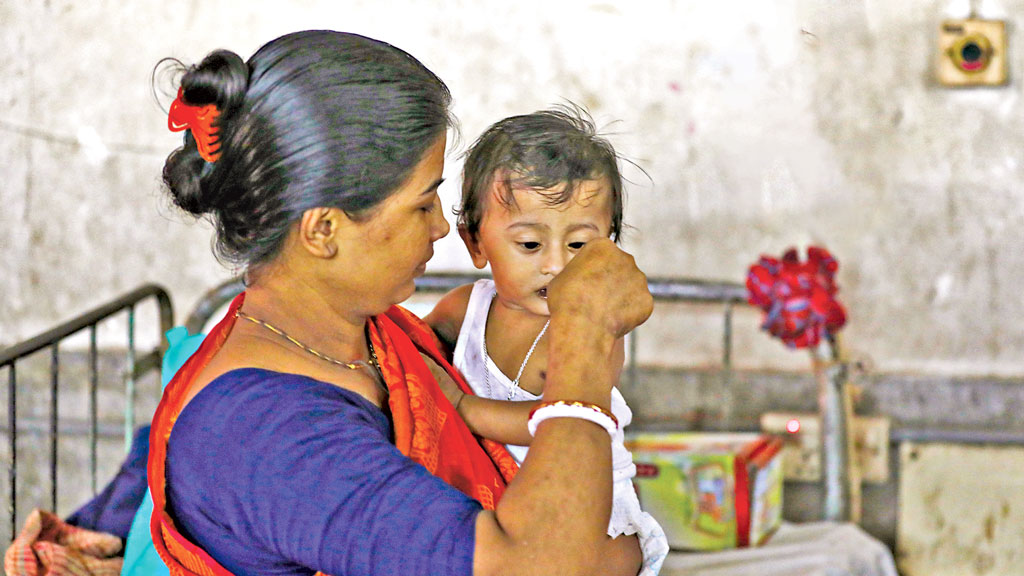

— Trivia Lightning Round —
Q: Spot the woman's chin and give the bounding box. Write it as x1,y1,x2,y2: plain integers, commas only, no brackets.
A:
392,280,418,308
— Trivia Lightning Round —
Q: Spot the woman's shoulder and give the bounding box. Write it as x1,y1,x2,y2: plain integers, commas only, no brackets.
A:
164,369,480,576
166,369,395,505
175,368,390,439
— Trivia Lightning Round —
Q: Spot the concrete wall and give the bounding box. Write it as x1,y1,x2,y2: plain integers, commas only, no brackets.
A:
4,0,1024,378
5,5,1024,568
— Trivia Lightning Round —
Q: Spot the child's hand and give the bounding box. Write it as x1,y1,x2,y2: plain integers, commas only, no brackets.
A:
548,238,652,339
420,352,464,410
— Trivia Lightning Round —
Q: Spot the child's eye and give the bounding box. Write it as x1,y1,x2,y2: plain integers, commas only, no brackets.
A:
519,242,541,251
568,241,587,250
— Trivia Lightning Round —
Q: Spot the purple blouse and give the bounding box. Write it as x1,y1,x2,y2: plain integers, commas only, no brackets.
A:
166,368,481,576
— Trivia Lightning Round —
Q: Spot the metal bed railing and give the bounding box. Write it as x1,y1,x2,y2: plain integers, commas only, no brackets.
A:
185,273,752,357
1,284,173,540
2,274,855,545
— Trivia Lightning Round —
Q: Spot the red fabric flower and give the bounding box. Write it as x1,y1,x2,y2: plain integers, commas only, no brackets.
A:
745,246,847,349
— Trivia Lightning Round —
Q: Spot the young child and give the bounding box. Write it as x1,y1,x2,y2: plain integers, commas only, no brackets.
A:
426,105,668,575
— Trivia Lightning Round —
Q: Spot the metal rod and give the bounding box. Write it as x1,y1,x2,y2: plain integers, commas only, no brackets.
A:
7,365,16,540
814,339,852,522
89,325,99,495
723,302,734,369
891,427,1024,445
184,278,246,335
50,345,59,513
186,276,751,340
414,273,485,294
125,306,136,454
646,277,748,303
158,290,175,357
0,284,174,365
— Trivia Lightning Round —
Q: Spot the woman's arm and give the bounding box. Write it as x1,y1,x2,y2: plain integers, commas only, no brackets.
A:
426,283,628,448
471,239,652,576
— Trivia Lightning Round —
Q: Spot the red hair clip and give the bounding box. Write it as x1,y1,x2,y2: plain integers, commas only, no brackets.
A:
167,87,222,163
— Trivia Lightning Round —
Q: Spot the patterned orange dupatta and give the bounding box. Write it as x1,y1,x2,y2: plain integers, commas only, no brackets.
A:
147,293,518,576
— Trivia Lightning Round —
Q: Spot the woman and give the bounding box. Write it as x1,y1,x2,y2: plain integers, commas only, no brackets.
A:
152,30,652,576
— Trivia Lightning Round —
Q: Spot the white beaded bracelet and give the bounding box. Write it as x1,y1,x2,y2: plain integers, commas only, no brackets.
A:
527,400,619,437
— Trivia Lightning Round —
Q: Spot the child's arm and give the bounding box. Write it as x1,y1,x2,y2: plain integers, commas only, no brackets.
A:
424,285,539,445
423,284,528,440
442,337,627,447
420,350,538,446
423,284,473,354
426,287,628,447
423,356,538,445
457,395,539,446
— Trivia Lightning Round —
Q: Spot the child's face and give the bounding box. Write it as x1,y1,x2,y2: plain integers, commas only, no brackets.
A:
461,177,614,317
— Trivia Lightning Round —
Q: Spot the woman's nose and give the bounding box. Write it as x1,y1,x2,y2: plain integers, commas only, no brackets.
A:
431,200,450,241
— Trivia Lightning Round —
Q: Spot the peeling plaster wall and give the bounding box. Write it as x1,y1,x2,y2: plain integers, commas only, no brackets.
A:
897,443,1024,575
3,0,1024,378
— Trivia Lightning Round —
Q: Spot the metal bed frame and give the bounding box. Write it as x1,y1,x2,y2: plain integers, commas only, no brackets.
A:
2,274,856,543
1,284,173,540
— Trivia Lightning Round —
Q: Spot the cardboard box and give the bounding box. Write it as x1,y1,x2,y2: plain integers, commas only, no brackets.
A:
626,432,783,551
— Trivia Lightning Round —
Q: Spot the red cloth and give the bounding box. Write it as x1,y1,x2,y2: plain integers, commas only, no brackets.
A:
746,245,847,349
4,509,123,576
147,293,518,576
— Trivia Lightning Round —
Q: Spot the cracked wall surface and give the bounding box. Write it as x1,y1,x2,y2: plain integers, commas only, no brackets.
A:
3,0,1024,379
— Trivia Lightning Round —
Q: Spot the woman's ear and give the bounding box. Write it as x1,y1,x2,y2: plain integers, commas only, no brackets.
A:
458,226,489,269
298,207,341,259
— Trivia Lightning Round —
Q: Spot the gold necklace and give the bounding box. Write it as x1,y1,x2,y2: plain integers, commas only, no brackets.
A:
235,309,382,377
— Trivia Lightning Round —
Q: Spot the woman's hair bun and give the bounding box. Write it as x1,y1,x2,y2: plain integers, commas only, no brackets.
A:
181,50,248,111
159,31,453,269
162,49,248,216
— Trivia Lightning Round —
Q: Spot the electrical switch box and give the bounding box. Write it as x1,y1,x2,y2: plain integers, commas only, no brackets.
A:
936,19,1007,87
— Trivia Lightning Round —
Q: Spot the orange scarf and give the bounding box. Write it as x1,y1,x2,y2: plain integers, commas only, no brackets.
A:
147,293,518,576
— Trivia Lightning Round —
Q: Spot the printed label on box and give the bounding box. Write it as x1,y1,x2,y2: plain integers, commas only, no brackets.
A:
626,432,783,551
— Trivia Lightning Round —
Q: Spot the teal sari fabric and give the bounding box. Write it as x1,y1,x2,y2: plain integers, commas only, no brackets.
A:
121,326,205,576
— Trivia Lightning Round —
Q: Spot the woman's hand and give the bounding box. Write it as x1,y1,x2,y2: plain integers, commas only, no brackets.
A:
548,239,653,340
543,239,652,403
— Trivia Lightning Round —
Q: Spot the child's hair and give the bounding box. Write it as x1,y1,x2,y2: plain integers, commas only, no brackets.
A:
457,103,624,241
159,30,453,269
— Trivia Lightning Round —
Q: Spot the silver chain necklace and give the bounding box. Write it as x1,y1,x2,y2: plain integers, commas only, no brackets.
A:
482,294,550,400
